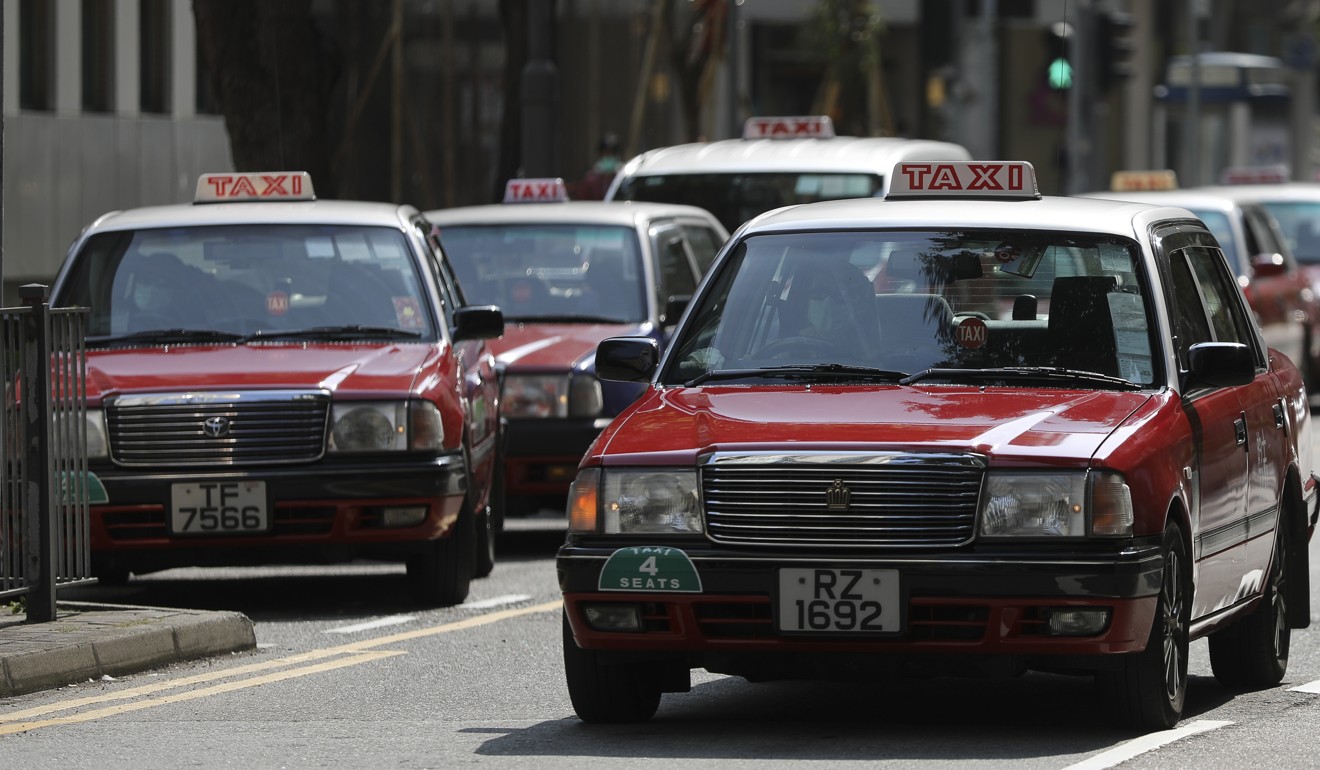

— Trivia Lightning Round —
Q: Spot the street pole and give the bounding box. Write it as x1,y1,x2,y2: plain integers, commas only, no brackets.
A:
1185,0,1206,186
521,0,561,178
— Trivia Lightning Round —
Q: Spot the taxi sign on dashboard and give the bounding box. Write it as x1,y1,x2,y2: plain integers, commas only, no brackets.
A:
195,172,315,203
886,161,1040,200
742,115,836,140
504,177,570,203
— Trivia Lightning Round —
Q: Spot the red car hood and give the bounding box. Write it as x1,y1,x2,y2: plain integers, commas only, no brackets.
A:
84,343,437,399
490,322,643,371
596,385,1155,463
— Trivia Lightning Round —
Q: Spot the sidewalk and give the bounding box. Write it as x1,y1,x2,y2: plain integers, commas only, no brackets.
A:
0,602,256,698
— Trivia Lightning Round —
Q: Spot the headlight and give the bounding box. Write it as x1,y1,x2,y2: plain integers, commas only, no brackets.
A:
54,408,107,460
979,471,1133,538
329,402,408,452
503,373,602,419
568,467,703,534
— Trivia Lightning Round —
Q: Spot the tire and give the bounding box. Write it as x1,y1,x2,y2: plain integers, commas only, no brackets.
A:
1208,520,1290,688
1096,522,1190,730
407,493,476,607
562,611,662,723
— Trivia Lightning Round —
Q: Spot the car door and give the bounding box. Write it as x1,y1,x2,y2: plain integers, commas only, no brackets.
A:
1170,238,1283,618
678,218,728,275
1241,203,1307,369
650,223,703,332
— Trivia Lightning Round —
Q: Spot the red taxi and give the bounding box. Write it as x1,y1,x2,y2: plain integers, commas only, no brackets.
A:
559,161,1318,729
50,172,504,606
426,179,726,517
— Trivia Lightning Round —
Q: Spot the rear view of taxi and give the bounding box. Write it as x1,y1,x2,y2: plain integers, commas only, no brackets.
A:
51,172,505,606
427,180,727,516
560,161,1318,729
605,115,972,232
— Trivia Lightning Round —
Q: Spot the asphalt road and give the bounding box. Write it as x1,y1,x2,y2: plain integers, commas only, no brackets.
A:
0,510,1317,769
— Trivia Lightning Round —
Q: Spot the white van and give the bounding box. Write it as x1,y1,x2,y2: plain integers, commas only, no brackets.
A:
605,116,972,232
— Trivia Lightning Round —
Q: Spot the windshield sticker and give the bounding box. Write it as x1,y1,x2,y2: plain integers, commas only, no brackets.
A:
393,297,424,329
1098,243,1131,273
1109,292,1154,382
599,546,703,593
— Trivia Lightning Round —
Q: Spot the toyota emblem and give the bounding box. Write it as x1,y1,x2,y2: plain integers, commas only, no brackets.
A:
202,416,231,438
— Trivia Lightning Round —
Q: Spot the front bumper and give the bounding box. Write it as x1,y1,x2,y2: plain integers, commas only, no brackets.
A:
87,453,466,571
560,541,1164,658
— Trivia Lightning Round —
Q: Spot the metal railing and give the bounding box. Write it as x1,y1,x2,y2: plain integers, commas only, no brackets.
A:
0,285,92,622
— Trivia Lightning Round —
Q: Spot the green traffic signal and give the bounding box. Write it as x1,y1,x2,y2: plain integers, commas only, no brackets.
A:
1048,57,1073,89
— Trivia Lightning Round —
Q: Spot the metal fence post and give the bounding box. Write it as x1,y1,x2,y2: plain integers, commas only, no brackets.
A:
21,284,55,623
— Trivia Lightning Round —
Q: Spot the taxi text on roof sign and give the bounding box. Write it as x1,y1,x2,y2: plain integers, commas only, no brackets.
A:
1219,164,1290,185
504,177,570,203
195,172,315,203
1111,169,1179,192
742,115,836,140
885,161,1041,200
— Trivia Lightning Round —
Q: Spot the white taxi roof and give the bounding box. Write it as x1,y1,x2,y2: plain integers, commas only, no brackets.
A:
1197,182,1320,204
1075,188,1244,216
78,198,420,235
739,193,1197,239
424,200,727,232
607,135,972,186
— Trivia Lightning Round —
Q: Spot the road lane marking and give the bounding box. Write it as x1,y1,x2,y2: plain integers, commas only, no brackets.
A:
1289,680,1320,693
1,599,562,733
324,615,418,634
1059,720,1234,770
460,594,531,610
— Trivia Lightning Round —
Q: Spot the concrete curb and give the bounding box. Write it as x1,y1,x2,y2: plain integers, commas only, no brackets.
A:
0,602,256,698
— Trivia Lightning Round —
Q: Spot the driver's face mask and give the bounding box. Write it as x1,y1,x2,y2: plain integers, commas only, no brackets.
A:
806,295,834,332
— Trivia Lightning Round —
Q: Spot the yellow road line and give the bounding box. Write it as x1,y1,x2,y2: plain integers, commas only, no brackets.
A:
1,598,562,732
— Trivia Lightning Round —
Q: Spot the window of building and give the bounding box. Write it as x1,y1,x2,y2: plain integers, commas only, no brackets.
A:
82,0,115,112
19,0,54,112
140,0,171,114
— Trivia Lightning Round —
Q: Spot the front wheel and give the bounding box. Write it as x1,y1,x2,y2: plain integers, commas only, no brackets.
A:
1208,520,1290,688
407,495,476,607
1096,521,1189,730
562,611,662,723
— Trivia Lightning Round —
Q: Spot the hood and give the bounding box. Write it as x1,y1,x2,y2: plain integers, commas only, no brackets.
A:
491,321,648,372
597,385,1154,463
84,343,437,399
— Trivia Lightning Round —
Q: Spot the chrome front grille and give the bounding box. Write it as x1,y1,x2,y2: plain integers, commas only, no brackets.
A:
701,452,986,548
107,390,330,466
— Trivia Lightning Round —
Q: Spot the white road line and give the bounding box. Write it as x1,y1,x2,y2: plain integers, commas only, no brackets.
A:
1289,680,1320,694
1060,720,1234,770
460,594,532,610
324,615,418,634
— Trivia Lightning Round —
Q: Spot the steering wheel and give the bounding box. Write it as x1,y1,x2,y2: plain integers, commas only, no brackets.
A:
756,335,845,360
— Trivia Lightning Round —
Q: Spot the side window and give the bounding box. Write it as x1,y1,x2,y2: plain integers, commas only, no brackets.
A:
652,226,700,308
1168,250,1214,368
682,223,724,274
417,221,461,329
1185,246,1252,346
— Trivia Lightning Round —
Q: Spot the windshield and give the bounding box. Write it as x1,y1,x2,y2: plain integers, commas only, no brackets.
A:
1257,200,1320,264
440,224,646,323
613,172,882,232
56,224,436,341
663,230,1158,388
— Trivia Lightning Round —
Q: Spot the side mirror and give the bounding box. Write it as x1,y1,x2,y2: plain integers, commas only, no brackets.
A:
596,336,659,383
1250,252,1288,279
1186,342,1254,388
452,305,504,341
661,295,691,326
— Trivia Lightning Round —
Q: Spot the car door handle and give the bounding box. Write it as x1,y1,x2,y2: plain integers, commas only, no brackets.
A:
1235,415,1247,448
1274,400,1288,431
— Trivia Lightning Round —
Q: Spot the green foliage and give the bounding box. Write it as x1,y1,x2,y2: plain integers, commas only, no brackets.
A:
6,597,25,615
802,0,885,76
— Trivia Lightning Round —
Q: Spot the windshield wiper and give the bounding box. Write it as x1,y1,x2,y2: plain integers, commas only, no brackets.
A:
90,328,248,345
245,326,423,342
900,366,1141,390
684,364,908,387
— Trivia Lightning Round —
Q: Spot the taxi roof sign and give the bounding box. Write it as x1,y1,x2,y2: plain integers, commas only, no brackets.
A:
742,115,836,140
885,161,1040,200
195,172,314,203
1110,169,1179,192
503,177,570,203
1219,164,1289,185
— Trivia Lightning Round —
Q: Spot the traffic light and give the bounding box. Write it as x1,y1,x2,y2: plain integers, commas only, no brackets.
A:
1045,22,1073,90
1095,11,1136,93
